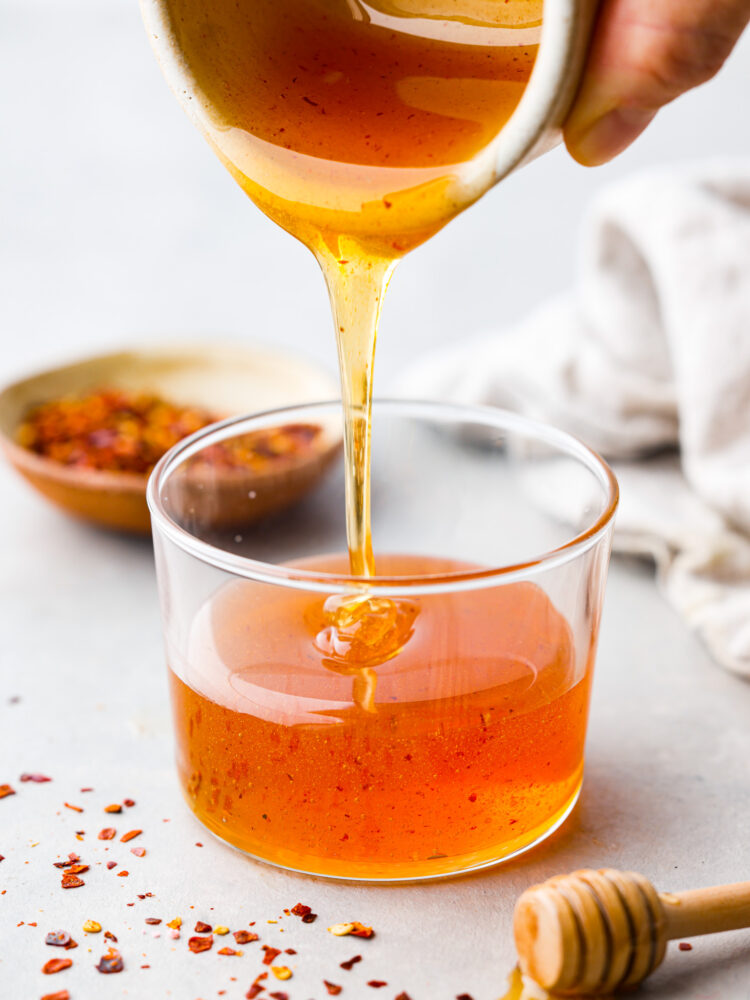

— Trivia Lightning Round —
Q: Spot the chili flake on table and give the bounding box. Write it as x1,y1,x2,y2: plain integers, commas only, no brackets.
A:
16,387,323,475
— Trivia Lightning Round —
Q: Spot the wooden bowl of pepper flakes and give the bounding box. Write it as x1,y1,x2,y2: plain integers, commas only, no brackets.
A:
0,343,339,534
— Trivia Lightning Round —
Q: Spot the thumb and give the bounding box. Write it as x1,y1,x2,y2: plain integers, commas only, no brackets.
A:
564,0,750,166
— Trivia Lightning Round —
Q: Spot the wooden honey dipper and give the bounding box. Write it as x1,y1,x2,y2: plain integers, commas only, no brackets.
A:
513,868,750,995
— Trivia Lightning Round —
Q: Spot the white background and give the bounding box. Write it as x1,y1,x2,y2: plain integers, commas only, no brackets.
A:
1,3,750,1000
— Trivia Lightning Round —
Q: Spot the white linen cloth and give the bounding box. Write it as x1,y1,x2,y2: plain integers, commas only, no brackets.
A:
398,161,750,677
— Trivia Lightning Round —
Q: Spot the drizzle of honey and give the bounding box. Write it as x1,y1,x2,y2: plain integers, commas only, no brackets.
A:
168,554,593,879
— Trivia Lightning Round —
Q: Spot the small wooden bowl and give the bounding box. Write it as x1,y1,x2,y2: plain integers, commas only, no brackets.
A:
0,343,339,534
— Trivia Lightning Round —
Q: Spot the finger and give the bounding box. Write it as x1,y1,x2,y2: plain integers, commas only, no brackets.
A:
564,0,750,166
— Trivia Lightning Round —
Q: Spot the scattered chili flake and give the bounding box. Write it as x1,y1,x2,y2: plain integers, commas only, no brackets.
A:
394,994,413,1000
46,931,71,947
104,931,118,942
20,773,52,783
0,784,16,798
302,912,318,923
214,925,230,935
284,948,296,955
123,798,136,807
194,921,212,933
367,982,387,989
188,936,213,954
116,870,129,877
64,939,78,950
104,804,122,814
167,917,182,930
270,966,292,980
262,946,281,965
61,874,84,889
195,842,203,847
42,958,72,975
144,918,161,926
290,903,311,918
64,864,89,874
98,827,116,840
246,973,268,999
328,921,374,938
106,861,117,870
269,993,289,1000
340,955,362,970
41,991,70,1000
218,947,241,956
323,981,342,996
679,942,693,951
96,948,124,973
456,994,475,1000
120,829,142,842
130,846,146,857
233,930,258,944
83,920,101,933
63,802,83,812
80,787,94,793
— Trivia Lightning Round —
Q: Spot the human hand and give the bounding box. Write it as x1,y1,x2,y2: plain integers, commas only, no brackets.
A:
564,0,750,165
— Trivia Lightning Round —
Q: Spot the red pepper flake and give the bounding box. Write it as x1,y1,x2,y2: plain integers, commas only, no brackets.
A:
20,773,52,783
302,912,318,923
41,991,70,1000
63,802,83,813
269,993,289,1000
195,841,203,847
340,955,362,970
104,931,118,942
456,995,475,1000
141,964,150,969
218,947,240,956
130,847,146,857
80,787,94,793
123,798,136,807
116,870,129,877
98,827,116,840
246,973,268,999
61,874,85,889
262,946,281,965
395,994,413,1000
290,902,311,917
42,958,72,974
96,947,124,973
0,784,16,799
144,918,162,926
46,931,72,947
468,793,477,803
64,939,78,950
63,864,89,875
367,982,387,989
679,942,693,951
284,948,296,955
323,982,342,996
104,804,122,813
233,930,259,944
188,935,213,954
106,860,117,870
120,829,142,842
194,921,212,933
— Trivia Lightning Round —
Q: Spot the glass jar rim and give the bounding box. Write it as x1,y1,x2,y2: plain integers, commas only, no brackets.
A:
146,398,619,594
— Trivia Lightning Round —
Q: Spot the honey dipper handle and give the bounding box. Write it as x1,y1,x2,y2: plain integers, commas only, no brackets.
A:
660,882,750,939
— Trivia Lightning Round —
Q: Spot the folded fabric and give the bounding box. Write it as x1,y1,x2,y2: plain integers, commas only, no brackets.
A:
396,160,750,678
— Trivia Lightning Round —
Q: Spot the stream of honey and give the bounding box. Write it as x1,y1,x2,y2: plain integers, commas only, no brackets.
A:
169,555,592,879
141,0,595,876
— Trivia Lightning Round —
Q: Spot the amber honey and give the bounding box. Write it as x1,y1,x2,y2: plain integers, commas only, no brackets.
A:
142,0,598,878
168,554,593,879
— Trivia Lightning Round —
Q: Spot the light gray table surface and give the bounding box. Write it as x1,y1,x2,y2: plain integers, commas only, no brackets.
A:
2,2,750,999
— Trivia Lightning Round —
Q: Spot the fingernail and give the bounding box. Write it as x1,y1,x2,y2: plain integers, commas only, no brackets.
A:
568,107,656,166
